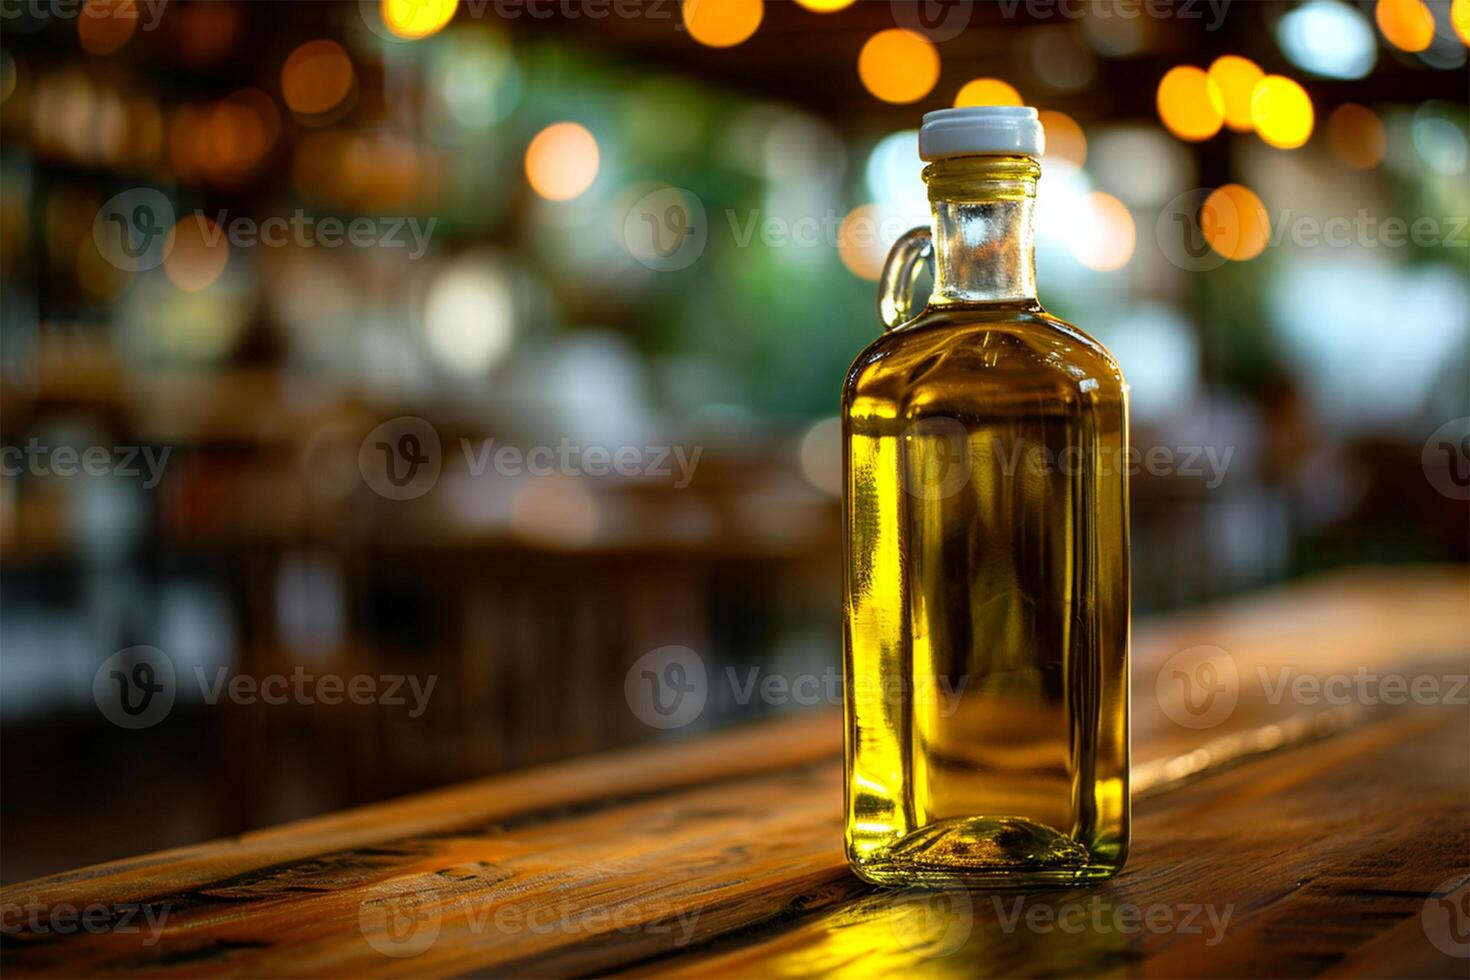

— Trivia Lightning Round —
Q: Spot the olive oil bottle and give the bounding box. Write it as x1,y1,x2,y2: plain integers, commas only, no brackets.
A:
842,107,1129,887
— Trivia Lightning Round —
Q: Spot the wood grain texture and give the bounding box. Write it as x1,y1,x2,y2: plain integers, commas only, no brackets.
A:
2,566,1467,978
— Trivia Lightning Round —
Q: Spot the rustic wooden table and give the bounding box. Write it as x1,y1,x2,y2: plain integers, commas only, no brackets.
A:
4,567,1468,978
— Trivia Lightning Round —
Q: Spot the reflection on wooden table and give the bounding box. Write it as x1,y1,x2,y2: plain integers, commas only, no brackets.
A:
2,566,1466,978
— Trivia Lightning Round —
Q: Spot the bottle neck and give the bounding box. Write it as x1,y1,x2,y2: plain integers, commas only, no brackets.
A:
924,155,1039,307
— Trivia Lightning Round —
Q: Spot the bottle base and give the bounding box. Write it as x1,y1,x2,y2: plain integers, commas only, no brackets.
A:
847,815,1125,889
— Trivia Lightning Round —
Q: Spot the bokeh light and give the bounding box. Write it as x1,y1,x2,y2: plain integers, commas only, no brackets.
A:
1277,0,1377,79
381,0,458,40
682,0,763,48
1038,110,1086,171
1156,66,1224,142
954,78,1022,108
793,0,854,9
163,215,229,292
1251,75,1314,149
837,204,897,281
77,0,137,56
798,416,842,496
1412,104,1468,175
1067,192,1135,272
1454,0,1470,45
1201,184,1271,261
858,29,939,105
1375,0,1435,51
423,260,515,375
1327,103,1386,169
524,122,600,201
1208,56,1263,132
280,39,355,119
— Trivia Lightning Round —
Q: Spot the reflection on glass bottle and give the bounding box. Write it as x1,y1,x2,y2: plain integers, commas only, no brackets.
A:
843,107,1130,887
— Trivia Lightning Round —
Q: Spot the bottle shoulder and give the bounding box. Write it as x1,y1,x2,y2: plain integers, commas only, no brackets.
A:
843,305,1128,415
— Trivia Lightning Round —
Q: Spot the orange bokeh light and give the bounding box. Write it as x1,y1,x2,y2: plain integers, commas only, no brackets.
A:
954,78,1023,108
78,0,137,56
1376,0,1436,52
164,215,229,292
280,39,355,119
1201,184,1271,262
858,29,940,105
682,0,763,48
1208,55,1264,133
525,122,600,201
1157,66,1224,142
1038,110,1086,170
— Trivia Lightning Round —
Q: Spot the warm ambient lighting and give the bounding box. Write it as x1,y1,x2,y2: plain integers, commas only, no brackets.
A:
164,215,229,292
524,122,600,201
837,204,893,281
858,29,940,104
1251,75,1314,149
1156,66,1224,142
78,0,137,55
381,0,458,40
1375,0,1436,51
682,0,763,48
1069,192,1135,272
1201,184,1271,262
1327,103,1386,169
954,78,1022,107
794,0,855,9
1208,56,1263,132
1038,110,1086,170
280,40,355,118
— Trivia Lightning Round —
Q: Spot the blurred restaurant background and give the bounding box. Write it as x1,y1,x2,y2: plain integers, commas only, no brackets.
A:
0,0,1466,883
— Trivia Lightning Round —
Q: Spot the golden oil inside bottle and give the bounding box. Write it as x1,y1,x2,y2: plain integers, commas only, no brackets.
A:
842,152,1129,888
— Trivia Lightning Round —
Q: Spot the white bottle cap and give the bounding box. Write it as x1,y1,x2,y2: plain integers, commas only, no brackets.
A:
918,106,1045,161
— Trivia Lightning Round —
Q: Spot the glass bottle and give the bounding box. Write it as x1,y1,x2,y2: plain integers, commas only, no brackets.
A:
842,107,1130,887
